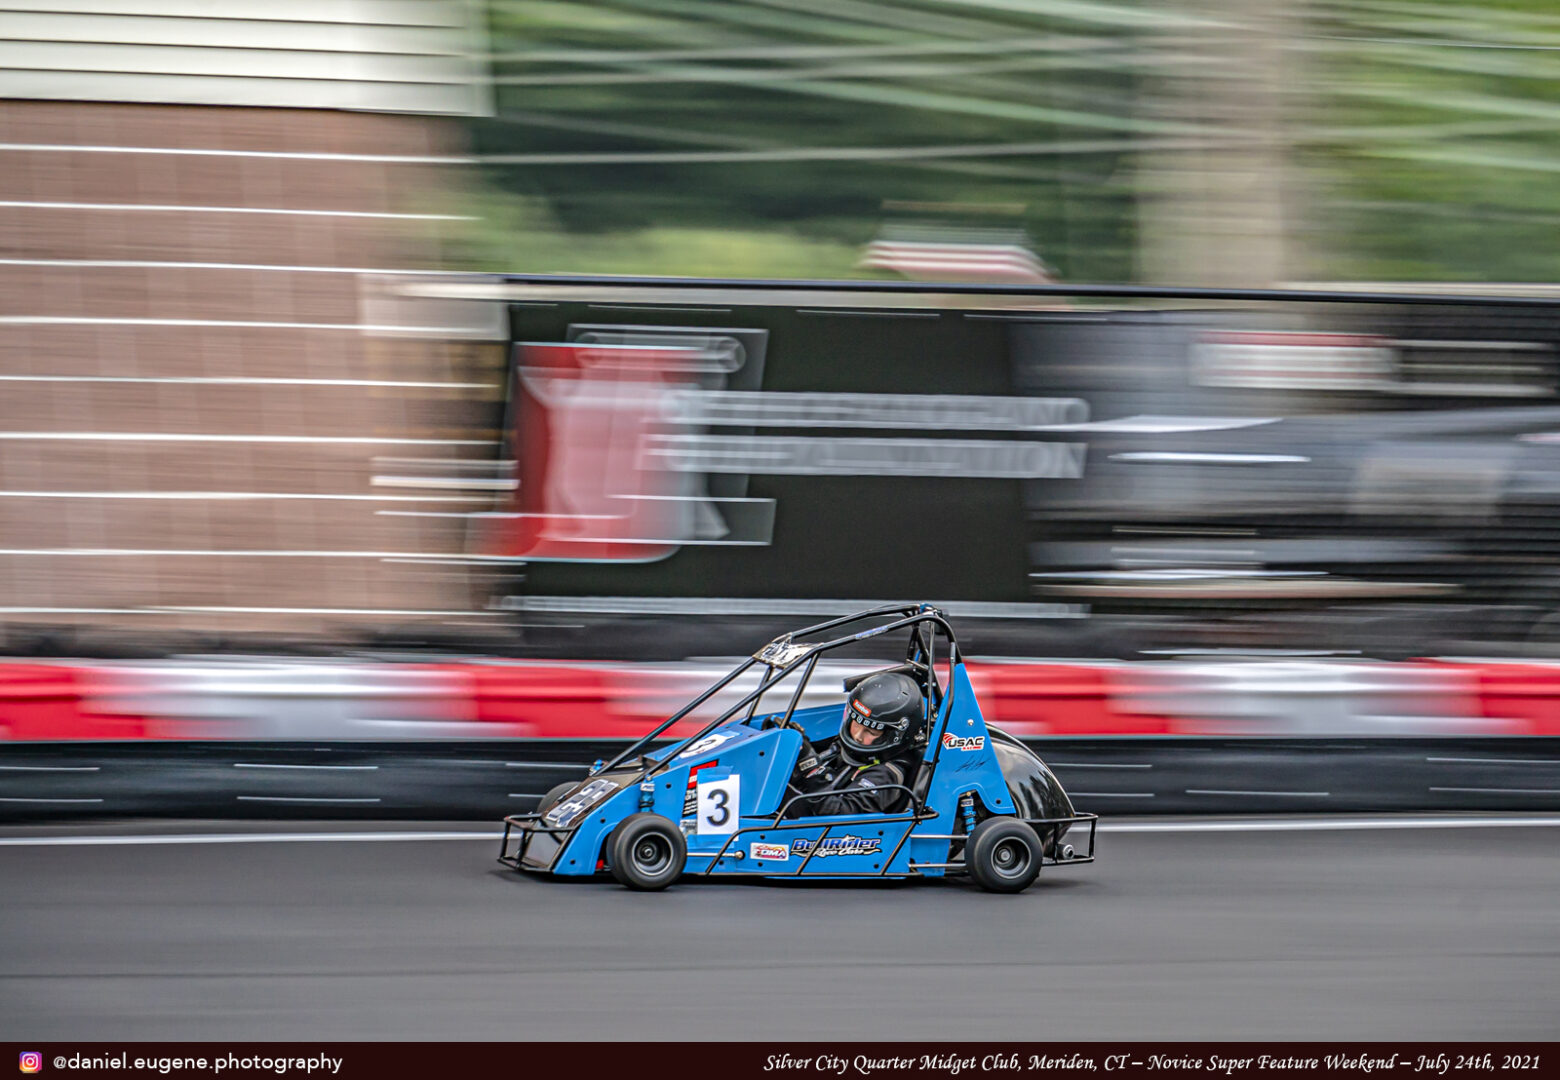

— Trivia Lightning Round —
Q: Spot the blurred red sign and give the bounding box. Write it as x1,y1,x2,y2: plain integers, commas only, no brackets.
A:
490,341,710,562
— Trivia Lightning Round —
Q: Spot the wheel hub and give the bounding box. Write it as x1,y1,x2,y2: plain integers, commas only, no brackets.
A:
635,836,671,872
992,838,1030,877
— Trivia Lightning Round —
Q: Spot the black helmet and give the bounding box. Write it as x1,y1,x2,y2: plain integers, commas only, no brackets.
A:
839,672,924,766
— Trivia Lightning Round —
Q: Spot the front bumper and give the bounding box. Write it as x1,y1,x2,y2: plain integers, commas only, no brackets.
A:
497,813,577,873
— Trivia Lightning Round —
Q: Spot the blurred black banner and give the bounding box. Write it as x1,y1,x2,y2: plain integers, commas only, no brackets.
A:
496,291,1560,665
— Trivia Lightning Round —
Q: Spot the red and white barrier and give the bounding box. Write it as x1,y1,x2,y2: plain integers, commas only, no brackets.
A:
4,656,1560,741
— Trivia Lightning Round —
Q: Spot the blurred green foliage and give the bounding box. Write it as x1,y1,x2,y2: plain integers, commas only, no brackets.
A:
1309,0,1560,282
458,0,1560,284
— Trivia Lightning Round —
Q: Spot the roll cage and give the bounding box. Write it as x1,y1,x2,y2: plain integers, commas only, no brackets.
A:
594,603,958,787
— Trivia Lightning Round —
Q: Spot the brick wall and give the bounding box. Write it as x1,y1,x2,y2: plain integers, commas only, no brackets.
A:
0,102,502,649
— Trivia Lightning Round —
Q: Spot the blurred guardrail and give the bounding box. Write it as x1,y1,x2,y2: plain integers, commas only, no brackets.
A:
2,738,1558,820
4,656,1560,819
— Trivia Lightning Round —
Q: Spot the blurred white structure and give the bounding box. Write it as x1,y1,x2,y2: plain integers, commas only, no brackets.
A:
0,0,486,113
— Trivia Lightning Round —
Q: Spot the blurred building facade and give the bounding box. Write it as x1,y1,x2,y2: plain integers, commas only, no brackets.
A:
0,1,497,649
6,1,1560,664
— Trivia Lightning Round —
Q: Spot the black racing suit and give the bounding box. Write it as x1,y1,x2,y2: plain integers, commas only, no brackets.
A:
784,738,917,817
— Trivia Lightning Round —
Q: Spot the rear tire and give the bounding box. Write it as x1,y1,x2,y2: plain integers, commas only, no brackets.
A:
607,813,687,891
966,817,1042,894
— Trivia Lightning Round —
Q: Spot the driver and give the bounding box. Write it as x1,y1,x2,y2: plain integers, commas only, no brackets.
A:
784,671,924,817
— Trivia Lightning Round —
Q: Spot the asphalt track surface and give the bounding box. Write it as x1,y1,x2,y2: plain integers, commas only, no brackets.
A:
2,819,1558,1041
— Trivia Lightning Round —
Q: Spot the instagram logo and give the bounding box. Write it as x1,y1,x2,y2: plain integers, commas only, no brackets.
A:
18,1052,41,1074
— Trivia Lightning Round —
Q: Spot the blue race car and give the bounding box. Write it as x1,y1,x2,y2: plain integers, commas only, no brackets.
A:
498,605,1096,892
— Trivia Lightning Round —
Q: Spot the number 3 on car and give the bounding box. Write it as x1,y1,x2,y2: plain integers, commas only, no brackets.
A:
696,771,739,835
498,604,1098,892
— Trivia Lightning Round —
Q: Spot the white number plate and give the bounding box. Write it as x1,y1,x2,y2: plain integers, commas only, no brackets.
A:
695,774,740,835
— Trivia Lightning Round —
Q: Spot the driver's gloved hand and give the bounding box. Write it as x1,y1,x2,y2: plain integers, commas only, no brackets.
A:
792,735,820,775
795,741,819,774
777,717,818,773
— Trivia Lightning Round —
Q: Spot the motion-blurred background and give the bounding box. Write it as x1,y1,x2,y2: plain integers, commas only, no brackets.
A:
6,0,1560,807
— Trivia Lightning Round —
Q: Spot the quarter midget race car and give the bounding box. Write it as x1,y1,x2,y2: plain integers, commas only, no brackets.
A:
498,605,1096,892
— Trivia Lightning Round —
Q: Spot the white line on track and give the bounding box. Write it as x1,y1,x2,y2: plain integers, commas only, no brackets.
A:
232,763,379,771
4,816,1560,847
1103,816,1560,833
234,796,382,804
1049,762,1153,769
1426,757,1557,765
0,832,497,847
1185,789,1331,797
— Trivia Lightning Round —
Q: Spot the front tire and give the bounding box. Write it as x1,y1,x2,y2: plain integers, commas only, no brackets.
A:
966,817,1042,893
607,813,687,891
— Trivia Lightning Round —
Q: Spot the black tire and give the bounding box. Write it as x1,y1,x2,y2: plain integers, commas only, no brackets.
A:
536,782,577,817
607,813,687,891
966,817,1043,894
